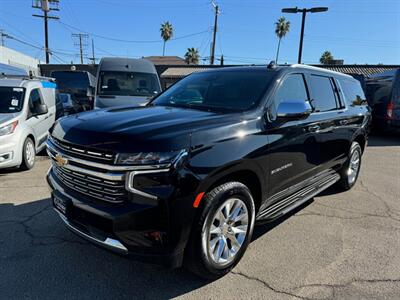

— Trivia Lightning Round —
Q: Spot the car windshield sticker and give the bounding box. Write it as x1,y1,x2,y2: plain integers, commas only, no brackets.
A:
11,98,19,106
13,88,23,92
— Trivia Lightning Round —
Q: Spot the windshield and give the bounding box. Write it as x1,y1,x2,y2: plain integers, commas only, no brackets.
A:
98,71,160,97
152,70,275,112
52,71,90,90
0,87,25,113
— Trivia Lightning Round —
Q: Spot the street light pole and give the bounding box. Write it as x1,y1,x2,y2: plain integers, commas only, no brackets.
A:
298,9,306,64
282,7,328,64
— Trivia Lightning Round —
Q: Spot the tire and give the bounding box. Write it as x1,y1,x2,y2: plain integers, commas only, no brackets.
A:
336,141,362,191
185,182,255,280
20,137,36,170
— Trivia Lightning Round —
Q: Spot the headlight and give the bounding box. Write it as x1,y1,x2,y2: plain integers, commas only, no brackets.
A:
116,150,183,165
0,121,18,136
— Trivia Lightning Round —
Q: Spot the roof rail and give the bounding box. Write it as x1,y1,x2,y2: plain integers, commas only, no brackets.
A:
0,73,56,82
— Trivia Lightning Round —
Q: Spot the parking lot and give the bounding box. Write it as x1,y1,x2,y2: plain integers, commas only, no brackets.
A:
0,135,399,299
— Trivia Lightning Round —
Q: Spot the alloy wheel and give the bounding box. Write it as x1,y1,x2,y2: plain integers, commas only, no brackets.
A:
202,198,249,267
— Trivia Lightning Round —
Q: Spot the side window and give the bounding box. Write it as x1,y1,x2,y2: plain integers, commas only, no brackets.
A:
309,75,338,112
275,74,309,105
28,89,43,116
340,79,367,106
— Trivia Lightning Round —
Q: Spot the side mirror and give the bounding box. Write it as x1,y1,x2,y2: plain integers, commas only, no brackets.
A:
35,104,48,115
276,101,312,120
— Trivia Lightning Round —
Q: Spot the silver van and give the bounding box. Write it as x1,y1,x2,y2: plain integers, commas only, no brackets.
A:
94,57,161,109
0,75,56,170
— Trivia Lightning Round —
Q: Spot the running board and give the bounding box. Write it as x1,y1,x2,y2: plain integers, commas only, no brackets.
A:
256,172,340,221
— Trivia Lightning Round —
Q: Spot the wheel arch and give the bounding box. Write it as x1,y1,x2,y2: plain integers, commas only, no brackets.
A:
197,164,265,214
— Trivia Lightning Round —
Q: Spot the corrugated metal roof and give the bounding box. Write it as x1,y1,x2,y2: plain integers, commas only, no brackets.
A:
160,64,400,79
161,67,211,78
316,65,399,77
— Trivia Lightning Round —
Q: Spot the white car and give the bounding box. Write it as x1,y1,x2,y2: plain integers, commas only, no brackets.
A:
0,75,56,170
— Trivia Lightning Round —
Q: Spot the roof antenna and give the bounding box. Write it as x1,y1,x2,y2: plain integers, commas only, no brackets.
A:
267,60,277,69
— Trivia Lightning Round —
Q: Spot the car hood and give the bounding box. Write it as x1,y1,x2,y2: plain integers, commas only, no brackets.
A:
51,105,245,153
0,113,19,126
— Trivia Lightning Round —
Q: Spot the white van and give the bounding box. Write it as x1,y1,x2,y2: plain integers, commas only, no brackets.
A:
94,57,161,109
0,75,57,170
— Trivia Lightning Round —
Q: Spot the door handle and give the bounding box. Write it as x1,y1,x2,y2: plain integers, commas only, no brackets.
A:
308,125,320,133
339,120,349,125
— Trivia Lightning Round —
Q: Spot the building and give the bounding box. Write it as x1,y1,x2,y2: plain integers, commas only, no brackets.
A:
0,46,41,75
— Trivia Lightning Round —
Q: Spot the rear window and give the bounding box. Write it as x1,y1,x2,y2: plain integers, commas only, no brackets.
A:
51,71,90,90
0,87,25,113
309,75,338,112
366,80,393,106
340,79,367,106
98,71,161,97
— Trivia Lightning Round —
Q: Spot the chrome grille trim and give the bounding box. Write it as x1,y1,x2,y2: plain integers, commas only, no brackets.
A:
49,136,115,162
52,164,126,203
47,140,172,172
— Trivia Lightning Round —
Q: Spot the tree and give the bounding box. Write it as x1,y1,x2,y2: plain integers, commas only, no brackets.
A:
184,47,200,65
320,51,334,64
274,17,290,64
160,21,173,56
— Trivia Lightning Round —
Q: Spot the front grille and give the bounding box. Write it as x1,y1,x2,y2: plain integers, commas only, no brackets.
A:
53,164,127,203
50,136,115,163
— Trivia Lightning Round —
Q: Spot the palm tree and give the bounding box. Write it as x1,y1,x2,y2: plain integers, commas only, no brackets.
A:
160,21,173,56
184,47,200,65
274,17,290,64
320,51,334,64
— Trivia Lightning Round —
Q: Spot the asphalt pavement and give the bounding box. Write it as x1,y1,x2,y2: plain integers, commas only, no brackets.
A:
0,136,399,299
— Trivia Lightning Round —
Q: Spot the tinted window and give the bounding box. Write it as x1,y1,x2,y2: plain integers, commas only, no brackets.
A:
153,70,275,112
310,75,338,112
340,79,367,106
98,71,161,97
366,80,392,106
275,74,309,104
0,87,25,113
52,71,90,90
28,89,43,114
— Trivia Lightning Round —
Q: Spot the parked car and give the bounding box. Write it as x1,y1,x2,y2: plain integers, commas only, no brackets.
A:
0,74,56,170
46,64,370,279
94,57,161,109
51,70,96,112
366,69,400,132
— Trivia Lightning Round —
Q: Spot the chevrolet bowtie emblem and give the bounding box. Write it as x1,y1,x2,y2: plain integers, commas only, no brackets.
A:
55,154,68,167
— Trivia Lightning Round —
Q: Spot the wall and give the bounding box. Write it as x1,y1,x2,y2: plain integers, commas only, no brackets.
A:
0,46,41,75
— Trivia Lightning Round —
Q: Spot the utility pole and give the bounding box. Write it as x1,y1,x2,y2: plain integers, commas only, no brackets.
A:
32,0,60,64
210,1,220,65
89,38,97,64
72,33,89,64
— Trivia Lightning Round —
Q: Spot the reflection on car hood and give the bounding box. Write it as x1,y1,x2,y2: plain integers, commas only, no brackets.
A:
51,105,240,153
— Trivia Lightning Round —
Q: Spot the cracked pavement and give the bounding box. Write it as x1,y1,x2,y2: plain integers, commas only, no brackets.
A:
0,136,399,299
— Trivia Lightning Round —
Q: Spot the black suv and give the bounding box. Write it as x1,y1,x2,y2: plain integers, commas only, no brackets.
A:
46,65,371,279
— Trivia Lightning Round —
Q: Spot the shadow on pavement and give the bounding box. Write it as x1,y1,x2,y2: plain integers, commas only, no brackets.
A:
0,198,208,299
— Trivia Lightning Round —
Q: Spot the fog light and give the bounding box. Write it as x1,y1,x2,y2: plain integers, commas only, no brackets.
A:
0,152,13,162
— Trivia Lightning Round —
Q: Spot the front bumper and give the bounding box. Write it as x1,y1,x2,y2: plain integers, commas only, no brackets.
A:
46,164,195,268
0,134,21,168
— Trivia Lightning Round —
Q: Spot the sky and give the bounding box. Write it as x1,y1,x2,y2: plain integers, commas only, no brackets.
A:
0,0,399,65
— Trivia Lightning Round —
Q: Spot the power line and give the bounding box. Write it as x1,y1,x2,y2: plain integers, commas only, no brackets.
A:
58,20,209,44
